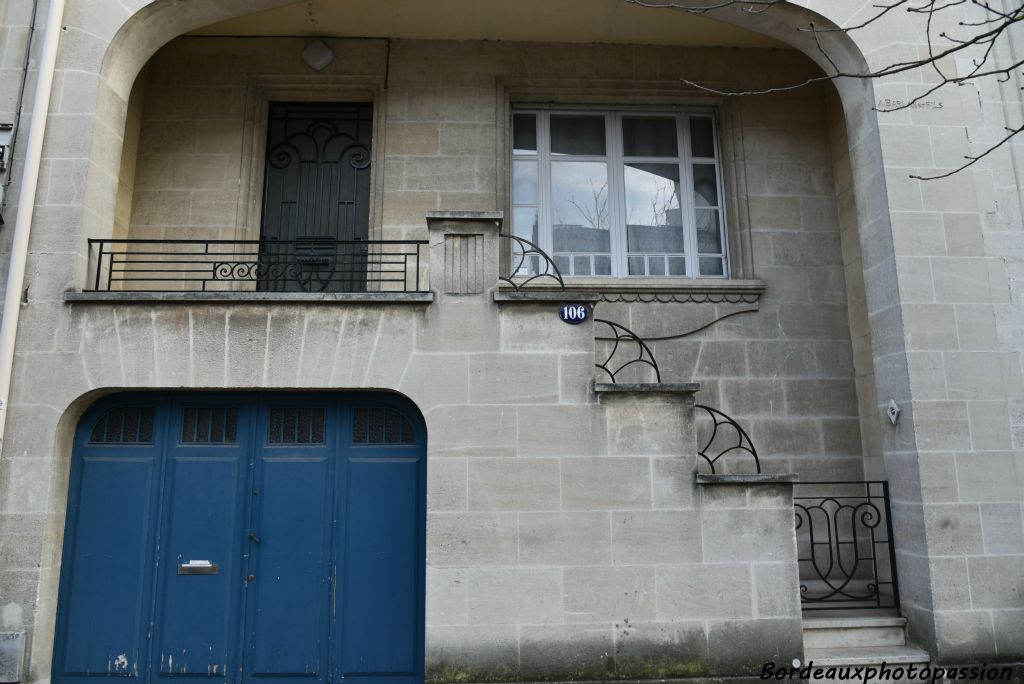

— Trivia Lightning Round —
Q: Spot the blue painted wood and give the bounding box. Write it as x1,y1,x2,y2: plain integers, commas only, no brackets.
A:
55,396,167,682
151,396,253,681
245,398,334,683
54,393,426,684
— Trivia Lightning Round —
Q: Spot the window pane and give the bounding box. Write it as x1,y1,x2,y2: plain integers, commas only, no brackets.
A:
624,163,686,255
696,208,723,253
690,116,715,158
573,256,592,276
513,113,537,155
513,160,538,204
551,162,610,261
693,164,719,207
511,207,540,276
649,258,665,276
700,256,725,276
668,256,687,276
622,116,678,157
628,256,646,276
594,255,612,275
550,115,606,156
513,206,539,243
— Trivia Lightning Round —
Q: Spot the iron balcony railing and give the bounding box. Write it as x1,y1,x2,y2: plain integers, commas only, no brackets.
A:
87,238,428,293
794,480,901,614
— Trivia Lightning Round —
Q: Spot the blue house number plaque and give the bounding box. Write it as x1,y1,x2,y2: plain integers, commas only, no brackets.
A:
559,304,590,324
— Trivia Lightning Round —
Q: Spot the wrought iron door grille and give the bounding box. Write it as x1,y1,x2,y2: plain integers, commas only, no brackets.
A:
794,481,901,614
86,238,427,293
259,102,374,292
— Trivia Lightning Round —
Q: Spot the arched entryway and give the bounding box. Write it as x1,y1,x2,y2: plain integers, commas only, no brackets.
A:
52,392,427,684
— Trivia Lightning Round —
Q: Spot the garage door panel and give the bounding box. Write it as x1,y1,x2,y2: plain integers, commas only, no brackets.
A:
339,456,421,676
248,456,331,678
153,454,247,677
60,456,158,677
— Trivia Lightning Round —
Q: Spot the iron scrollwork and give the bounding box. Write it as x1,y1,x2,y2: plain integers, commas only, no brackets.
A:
212,257,338,293
794,481,901,613
594,319,661,383
498,234,565,291
695,405,762,474
87,238,427,293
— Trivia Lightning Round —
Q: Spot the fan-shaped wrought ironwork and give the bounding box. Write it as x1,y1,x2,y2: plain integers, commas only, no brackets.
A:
594,319,661,383
499,234,565,291
695,405,761,474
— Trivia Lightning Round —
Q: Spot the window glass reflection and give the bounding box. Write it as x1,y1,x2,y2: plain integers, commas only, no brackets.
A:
696,209,722,253
513,161,538,204
692,164,719,207
551,115,606,156
513,113,537,155
624,164,686,275
622,116,678,157
690,117,715,158
551,161,610,251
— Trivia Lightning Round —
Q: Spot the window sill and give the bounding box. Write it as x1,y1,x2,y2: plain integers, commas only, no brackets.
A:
63,291,435,305
499,277,765,303
493,291,602,304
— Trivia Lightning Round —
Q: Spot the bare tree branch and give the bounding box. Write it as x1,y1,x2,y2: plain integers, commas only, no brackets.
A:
911,125,1024,179
627,0,1024,179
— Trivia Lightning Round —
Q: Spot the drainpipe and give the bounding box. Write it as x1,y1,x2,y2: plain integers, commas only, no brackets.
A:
0,0,41,217
0,0,66,450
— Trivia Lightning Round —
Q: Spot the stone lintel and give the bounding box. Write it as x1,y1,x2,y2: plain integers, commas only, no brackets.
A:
696,473,799,485
425,210,504,223
594,382,701,394
63,291,435,304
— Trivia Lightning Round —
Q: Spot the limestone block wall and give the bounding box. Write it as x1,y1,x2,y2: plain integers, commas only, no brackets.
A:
121,37,867,477
842,2,1024,659
0,218,804,682
598,79,861,477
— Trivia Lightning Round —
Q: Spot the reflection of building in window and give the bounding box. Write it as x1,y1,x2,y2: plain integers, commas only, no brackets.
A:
511,109,727,278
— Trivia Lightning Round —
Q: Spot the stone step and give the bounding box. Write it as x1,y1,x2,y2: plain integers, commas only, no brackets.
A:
798,646,932,684
803,645,931,667
803,615,907,649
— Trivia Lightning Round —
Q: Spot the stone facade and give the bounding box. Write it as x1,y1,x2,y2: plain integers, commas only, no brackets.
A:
0,0,1022,682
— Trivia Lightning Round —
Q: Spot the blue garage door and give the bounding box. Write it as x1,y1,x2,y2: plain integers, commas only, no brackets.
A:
53,393,426,684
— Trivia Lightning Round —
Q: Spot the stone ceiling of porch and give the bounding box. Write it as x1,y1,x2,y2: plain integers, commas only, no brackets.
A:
188,0,788,48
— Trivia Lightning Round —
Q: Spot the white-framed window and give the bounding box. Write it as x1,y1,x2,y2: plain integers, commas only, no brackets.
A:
511,107,728,278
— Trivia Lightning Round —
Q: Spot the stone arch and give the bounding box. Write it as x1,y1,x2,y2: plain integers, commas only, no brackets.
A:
32,0,934,672
679,3,928,646
72,0,302,288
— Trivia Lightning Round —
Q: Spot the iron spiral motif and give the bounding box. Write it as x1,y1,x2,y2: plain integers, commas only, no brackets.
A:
793,481,900,612
695,405,761,474
343,144,371,170
594,319,661,383
212,260,310,286
498,234,565,291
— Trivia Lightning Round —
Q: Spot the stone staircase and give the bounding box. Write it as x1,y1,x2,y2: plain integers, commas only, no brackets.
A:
803,614,931,675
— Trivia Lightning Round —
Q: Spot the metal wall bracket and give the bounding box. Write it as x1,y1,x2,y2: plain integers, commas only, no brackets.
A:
0,123,13,174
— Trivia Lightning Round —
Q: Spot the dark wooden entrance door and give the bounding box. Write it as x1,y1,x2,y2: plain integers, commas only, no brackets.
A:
259,102,374,292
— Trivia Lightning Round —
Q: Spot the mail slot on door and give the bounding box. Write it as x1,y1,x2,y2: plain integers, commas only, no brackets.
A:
178,560,219,575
